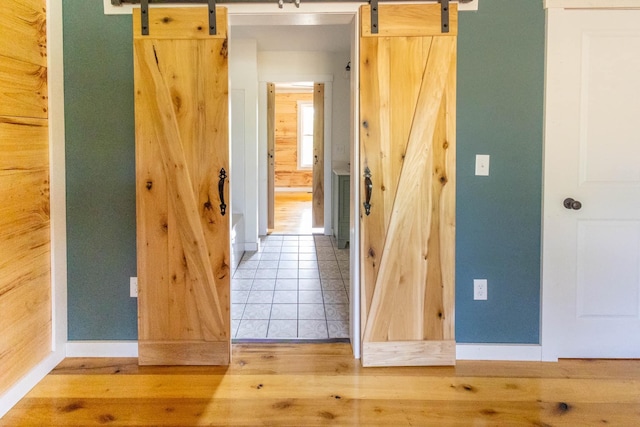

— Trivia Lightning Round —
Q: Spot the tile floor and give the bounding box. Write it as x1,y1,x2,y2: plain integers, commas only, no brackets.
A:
231,234,350,340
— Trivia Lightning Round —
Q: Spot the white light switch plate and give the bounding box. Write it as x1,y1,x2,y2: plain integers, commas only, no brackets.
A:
475,154,490,176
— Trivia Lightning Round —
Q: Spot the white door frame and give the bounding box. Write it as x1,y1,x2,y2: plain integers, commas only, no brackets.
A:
541,0,640,361
0,0,68,418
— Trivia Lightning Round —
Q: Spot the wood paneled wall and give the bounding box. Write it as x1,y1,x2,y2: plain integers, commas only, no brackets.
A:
0,0,51,394
275,92,313,188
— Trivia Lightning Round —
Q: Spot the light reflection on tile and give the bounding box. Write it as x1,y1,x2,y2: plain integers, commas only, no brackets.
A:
275,279,298,290
273,290,297,304
299,260,318,269
298,279,321,290
242,304,272,320
268,320,298,338
298,304,325,319
270,304,298,320
299,290,323,304
247,291,274,304
236,319,268,338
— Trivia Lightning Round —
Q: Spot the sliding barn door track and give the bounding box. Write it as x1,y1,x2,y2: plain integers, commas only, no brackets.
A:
116,0,472,36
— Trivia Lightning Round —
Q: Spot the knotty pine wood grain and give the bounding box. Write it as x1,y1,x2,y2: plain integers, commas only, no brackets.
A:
0,0,47,67
274,92,313,188
133,7,227,40
0,0,51,396
0,56,48,119
361,3,458,37
3,345,640,426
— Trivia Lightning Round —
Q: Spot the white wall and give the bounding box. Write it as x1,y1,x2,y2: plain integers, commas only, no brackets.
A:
330,52,352,168
229,39,259,250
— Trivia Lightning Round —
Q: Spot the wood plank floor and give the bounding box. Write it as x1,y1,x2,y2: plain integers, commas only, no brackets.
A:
2,344,640,426
272,191,312,235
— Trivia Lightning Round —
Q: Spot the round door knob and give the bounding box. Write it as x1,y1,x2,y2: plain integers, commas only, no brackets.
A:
563,198,582,210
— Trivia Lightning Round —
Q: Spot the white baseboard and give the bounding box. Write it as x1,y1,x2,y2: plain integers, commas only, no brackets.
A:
66,341,138,358
244,242,259,251
0,350,65,418
64,341,542,362
456,344,542,361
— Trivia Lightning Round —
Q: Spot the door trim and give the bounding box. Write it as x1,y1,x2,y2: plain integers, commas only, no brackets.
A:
0,0,67,417
544,0,640,8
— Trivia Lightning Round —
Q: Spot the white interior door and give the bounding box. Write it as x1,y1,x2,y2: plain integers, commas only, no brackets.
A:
543,8,640,359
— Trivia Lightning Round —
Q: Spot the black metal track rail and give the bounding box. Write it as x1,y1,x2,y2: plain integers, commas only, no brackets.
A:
122,0,471,36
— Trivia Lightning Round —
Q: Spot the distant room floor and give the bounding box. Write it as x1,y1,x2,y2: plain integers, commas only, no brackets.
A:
231,234,350,340
272,191,312,234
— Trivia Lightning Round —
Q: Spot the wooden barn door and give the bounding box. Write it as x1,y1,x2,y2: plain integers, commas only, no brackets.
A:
133,7,231,365
359,4,457,367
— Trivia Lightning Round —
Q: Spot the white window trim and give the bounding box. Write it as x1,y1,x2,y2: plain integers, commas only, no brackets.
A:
297,100,314,170
545,0,640,8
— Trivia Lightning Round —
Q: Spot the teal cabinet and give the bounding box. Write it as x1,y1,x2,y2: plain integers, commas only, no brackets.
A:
332,170,350,249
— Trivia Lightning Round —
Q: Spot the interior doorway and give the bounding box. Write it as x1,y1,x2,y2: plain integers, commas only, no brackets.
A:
269,82,316,235
229,20,354,341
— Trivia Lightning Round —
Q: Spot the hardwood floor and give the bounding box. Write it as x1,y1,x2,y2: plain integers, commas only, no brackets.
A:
2,344,640,426
272,191,312,235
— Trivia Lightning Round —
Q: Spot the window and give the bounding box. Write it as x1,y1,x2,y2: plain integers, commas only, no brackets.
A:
297,101,314,169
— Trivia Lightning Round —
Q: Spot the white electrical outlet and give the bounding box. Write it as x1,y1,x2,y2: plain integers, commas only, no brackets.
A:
474,279,487,300
130,277,138,298
475,154,490,176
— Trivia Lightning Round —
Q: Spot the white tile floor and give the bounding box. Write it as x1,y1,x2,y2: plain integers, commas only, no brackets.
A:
232,235,350,340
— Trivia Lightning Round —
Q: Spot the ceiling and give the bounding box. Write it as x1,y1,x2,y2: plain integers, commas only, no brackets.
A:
230,24,351,53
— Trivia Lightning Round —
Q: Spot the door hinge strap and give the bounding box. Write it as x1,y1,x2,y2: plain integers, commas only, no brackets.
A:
139,0,216,36
440,0,450,33
208,0,217,35
140,0,149,35
370,0,379,34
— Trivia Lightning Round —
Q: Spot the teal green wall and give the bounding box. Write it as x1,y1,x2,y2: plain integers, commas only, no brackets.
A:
64,0,544,343
456,0,544,343
64,0,137,339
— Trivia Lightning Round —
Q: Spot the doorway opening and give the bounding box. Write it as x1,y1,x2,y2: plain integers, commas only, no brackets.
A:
229,20,355,342
271,82,317,235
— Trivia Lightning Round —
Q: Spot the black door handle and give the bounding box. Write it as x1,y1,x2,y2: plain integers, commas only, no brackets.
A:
218,168,227,216
363,166,372,216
